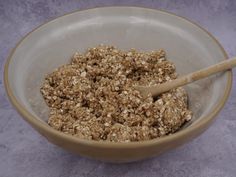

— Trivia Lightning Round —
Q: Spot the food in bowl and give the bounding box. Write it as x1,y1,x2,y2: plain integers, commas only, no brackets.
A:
40,45,192,142
4,6,232,162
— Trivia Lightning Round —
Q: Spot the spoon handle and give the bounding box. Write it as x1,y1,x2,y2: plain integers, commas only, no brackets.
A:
137,58,236,98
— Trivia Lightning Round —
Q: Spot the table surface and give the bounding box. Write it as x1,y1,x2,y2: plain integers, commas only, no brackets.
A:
1,1,236,177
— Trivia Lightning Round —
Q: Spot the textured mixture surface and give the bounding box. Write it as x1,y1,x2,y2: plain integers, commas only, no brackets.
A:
41,45,192,142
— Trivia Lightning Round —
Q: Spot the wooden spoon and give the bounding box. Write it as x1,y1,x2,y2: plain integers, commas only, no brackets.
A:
135,58,236,98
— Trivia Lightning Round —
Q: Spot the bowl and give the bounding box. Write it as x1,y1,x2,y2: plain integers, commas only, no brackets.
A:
4,7,232,162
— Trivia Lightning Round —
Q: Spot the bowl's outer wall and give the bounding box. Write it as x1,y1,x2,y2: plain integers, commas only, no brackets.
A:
4,7,232,162
42,116,213,162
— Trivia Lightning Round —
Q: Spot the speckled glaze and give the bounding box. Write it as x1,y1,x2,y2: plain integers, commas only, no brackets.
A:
1,1,236,176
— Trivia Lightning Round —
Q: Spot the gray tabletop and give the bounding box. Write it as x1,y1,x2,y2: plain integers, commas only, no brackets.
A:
1,1,236,177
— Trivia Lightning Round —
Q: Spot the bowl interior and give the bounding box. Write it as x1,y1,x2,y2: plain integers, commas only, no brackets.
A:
7,7,229,131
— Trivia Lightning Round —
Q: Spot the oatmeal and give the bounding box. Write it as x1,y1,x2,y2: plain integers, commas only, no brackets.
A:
40,45,192,142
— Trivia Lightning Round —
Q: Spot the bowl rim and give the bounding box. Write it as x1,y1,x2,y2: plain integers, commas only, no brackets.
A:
4,6,232,148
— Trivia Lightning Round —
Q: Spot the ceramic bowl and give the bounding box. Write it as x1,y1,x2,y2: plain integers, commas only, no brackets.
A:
4,7,232,162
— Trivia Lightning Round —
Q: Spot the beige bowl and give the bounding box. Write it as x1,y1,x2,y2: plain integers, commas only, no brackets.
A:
4,7,232,162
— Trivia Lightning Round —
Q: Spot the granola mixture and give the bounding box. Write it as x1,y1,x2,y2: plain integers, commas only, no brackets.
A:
40,45,192,142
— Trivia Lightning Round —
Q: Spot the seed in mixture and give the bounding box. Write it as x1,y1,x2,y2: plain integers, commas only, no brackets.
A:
40,45,192,142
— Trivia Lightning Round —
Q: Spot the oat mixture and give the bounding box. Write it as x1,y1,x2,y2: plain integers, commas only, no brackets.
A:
40,45,192,142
